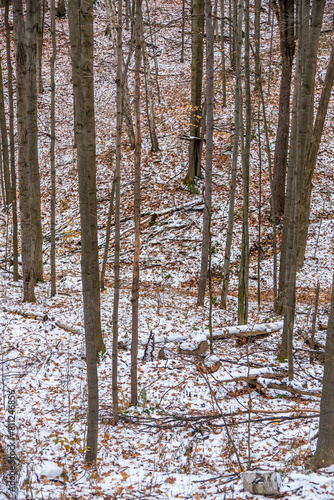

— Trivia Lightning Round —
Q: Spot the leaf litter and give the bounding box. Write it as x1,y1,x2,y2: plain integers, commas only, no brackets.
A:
0,0,334,498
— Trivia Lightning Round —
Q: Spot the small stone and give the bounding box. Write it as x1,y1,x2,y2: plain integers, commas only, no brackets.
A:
243,471,282,496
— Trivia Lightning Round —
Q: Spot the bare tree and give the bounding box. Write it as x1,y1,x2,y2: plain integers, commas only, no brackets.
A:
50,0,56,297
13,0,36,301
112,0,124,425
309,273,334,469
26,0,43,282
272,0,295,221
186,0,204,183
105,0,135,149
197,0,214,306
0,52,12,207
220,0,242,309
297,38,334,268
238,0,250,325
131,0,142,406
220,0,226,107
68,0,105,464
5,0,18,281
142,29,159,152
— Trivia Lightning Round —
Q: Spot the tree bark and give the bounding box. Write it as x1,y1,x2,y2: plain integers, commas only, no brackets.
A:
26,0,43,282
112,0,123,424
197,0,214,306
131,0,142,406
142,30,159,152
297,37,334,268
50,0,56,297
0,53,12,208
272,0,295,220
220,0,242,309
13,0,35,301
238,0,250,325
220,0,226,107
186,0,205,183
5,0,18,282
105,0,135,150
68,0,105,464
310,273,334,469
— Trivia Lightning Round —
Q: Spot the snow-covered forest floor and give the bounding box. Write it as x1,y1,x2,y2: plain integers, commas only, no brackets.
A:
1,0,334,498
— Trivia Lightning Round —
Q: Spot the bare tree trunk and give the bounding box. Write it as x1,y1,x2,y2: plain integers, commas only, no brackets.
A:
131,0,142,407
197,0,214,306
267,4,274,94
257,104,262,310
68,0,105,464
5,1,18,281
181,0,185,63
36,0,45,93
142,31,159,152
50,0,56,297
220,0,226,107
272,0,295,220
144,0,160,103
297,37,334,268
0,135,4,207
186,0,204,183
309,272,334,469
13,0,35,301
26,0,43,282
220,0,242,309
112,0,123,425
100,169,116,290
0,53,12,207
105,0,135,149
278,1,304,374
238,0,250,325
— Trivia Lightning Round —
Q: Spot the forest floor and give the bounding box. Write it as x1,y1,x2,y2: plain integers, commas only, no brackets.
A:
1,0,334,498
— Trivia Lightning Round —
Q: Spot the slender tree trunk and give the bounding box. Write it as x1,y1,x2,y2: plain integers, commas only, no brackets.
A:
267,5,274,94
257,104,262,310
197,0,214,306
220,0,226,107
186,0,205,183
68,0,105,464
238,0,250,325
105,0,135,149
112,0,123,425
142,30,159,152
26,0,43,282
100,169,116,290
50,0,56,297
0,53,12,207
220,0,242,308
36,0,45,93
272,0,295,220
131,0,142,406
14,0,35,301
309,273,334,469
144,0,160,103
181,0,185,63
5,1,18,282
278,1,303,371
0,135,4,207
297,37,334,268
254,0,261,311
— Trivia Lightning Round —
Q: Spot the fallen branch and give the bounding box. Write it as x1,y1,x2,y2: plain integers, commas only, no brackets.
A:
3,307,83,336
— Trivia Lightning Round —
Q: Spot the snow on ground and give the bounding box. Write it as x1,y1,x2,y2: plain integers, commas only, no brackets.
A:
1,0,334,498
